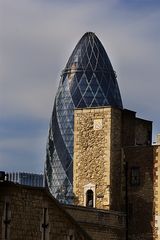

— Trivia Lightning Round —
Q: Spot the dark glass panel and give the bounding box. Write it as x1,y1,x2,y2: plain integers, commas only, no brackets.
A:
77,98,87,108
87,43,92,58
91,99,98,107
95,72,102,83
98,54,105,69
90,54,97,70
95,88,103,98
93,45,98,58
87,62,93,70
84,97,93,106
81,52,89,69
75,71,83,83
83,87,94,98
72,87,82,106
90,78,99,94
85,71,93,82
96,97,104,105
78,74,88,92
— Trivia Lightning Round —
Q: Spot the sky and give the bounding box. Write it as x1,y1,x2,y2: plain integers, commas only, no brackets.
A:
0,0,160,173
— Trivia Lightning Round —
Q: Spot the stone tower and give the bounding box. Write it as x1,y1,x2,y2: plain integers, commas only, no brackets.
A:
73,107,123,210
73,107,153,212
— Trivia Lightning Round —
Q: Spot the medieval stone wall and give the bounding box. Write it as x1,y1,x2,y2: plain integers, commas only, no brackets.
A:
124,146,154,240
110,108,123,211
64,205,126,240
73,107,112,209
73,106,155,239
73,107,125,211
0,182,91,240
122,109,136,146
135,118,152,145
154,145,160,240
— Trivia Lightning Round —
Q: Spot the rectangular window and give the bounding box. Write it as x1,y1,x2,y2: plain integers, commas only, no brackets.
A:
130,167,140,186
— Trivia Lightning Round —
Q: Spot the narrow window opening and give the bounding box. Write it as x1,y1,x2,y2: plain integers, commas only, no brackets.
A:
130,167,140,186
86,190,93,207
41,208,49,240
4,202,11,240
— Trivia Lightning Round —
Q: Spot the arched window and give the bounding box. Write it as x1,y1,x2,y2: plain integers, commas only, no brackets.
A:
84,183,95,207
86,190,93,207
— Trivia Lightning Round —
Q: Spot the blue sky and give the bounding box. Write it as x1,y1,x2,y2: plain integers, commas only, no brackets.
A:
0,0,160,173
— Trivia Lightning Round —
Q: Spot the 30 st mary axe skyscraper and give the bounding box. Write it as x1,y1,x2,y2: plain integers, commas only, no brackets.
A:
45,32,123,203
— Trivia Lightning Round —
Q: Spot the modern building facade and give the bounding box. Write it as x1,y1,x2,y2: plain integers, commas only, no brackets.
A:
45,32,123,202
6,172,43,187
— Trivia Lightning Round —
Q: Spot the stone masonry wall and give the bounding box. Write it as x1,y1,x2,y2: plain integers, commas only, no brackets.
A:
0,182,91,240
135,118,152,145
154,145,160,240
73,107,125,211
122,110,136,146
124,146,154,240
110,108,123,211
64,205,126,240
73,107,112,209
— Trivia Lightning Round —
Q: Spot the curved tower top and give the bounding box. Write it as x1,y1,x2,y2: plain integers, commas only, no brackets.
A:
45,32,123,203
62,32,123,108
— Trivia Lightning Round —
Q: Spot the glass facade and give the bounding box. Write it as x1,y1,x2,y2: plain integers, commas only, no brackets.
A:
7,172,44,187
45,32,123,203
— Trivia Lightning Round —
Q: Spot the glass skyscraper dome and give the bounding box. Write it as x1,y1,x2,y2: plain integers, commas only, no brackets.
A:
45,32,123,203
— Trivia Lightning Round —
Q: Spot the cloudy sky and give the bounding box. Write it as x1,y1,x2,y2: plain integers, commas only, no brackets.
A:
0,0,160,173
